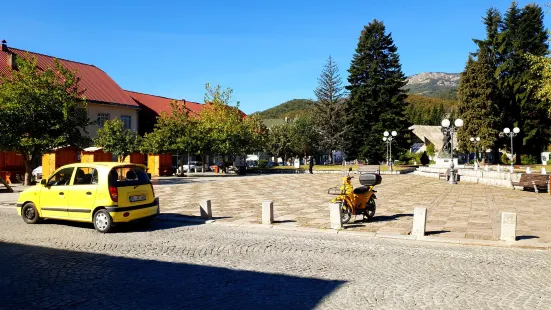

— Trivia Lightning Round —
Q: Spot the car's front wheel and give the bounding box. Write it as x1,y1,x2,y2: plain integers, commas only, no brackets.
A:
93,209,113,233
21,202,40,224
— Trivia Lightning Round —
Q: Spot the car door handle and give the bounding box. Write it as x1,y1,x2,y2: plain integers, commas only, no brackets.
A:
86,192,92,196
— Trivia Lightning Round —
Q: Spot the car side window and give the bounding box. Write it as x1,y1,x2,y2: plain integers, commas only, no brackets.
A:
73,167,98,185
47,167,75,186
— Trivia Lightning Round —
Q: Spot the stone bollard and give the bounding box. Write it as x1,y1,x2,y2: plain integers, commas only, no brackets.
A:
542,167,547,175
500,212,517,242
526,167,532,174
262,200,274,225
329,203,343,230
412,207,427,237
200,199,212,219
484,165,489,172
497,164,501,173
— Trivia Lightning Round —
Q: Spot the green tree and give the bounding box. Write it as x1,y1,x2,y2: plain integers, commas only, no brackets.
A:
313,56,346,163
0,55,91,185
265,122,294,163
141,100,193,175
290,113,320,157
426,143,435,157
497,2,550,163
344,20,410,163
457,50,500,162
94,119,142,162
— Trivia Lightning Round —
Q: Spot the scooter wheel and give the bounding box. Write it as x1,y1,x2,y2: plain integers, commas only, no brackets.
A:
363,198,376,221
341,202,352,224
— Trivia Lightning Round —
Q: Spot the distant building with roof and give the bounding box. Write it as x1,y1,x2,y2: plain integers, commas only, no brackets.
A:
0,40,139,138
409,125,458,155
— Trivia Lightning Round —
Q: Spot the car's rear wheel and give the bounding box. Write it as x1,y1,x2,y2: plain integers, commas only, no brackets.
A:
93,209,113,233
21,203,40,224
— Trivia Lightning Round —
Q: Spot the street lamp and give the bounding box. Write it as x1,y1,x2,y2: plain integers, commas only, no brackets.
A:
470,136,480,166
382,136,389,166
383,130,397,171
501,127,520,172
441,118,463,184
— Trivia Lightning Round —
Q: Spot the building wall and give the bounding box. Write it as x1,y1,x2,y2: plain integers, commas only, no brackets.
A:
86,103,139,138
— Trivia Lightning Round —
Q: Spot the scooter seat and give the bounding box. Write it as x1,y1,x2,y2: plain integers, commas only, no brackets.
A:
353,186,369,195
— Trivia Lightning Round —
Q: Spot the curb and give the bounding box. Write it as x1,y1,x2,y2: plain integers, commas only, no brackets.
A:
156,215,550,251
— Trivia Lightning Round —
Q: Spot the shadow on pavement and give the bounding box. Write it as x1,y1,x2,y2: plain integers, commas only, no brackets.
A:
0,241,344,309
516,235,539,240
370,213,413,223
425,230,451,236
36,216,205,233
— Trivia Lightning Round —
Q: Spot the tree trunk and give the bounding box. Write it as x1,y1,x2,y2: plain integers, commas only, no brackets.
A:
23,156,33,186
201,154,205,173
329,151,333,165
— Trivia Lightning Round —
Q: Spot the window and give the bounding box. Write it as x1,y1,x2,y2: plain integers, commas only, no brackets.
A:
72,167,98,185
97,113,110,127
120,115,132,130
108,166,150,187
47,167,75,186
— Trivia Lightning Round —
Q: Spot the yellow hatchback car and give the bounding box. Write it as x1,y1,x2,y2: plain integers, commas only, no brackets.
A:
16,162,159,233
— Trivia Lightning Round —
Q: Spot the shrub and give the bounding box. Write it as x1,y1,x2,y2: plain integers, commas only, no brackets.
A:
258,160,268,168
521,154,537,165
501,153,510,164
426,143,435,157
420,151,430,166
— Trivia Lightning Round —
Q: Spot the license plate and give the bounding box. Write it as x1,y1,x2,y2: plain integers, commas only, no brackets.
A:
129,194,146,202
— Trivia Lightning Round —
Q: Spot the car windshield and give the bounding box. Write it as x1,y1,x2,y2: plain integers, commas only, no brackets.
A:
108,166,150,187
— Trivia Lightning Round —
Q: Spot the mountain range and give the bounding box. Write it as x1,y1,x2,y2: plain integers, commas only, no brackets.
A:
254,72,460,119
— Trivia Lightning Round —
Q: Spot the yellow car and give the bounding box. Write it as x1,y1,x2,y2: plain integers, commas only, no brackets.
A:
16,162,159,233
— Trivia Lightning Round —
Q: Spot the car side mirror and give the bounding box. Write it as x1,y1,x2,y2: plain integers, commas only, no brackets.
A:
40,179,47,186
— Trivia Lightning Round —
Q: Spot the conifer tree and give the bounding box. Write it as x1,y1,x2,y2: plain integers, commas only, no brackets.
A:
344,20,409,163
457,50,500,162
313,56,346,164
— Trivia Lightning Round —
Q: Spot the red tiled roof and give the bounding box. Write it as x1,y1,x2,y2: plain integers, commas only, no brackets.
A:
0,46,138,107
125,90,204,116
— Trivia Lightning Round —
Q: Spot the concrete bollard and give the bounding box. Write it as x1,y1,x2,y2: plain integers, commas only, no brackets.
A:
329,203,343,230
484,165,489,172
526,167,532,174
412,207,427,237
542,167,547,175
262,200,274,225
500,212,517,242
497,164,500,173
200,199,212,219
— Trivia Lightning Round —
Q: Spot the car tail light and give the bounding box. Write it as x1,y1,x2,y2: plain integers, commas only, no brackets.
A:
109,186,118,202
150,184,155,197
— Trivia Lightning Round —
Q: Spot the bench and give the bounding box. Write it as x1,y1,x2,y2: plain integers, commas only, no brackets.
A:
511,174,550,193
358,165,380,174
437,169,459,182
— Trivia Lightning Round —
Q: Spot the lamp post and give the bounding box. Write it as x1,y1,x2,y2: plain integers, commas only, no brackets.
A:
441,118,463,184
382,137,389,166
383,131,397,171
470,136,480,167
501,127,520,172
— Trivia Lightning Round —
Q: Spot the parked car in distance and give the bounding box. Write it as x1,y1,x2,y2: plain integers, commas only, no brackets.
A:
32,166,42,180
182,161,202,173
16,162,159,233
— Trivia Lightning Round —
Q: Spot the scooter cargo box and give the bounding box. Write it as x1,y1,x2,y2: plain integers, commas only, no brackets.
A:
359,173,382,186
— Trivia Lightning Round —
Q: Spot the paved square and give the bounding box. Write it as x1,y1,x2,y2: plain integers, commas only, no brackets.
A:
155,174,551,242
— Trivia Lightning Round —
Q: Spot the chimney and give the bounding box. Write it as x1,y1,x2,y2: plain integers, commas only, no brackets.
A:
1,40,6,52
7,52,16,70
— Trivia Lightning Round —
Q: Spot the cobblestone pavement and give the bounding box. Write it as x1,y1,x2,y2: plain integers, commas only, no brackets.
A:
1,209,550,309
153,174,551,242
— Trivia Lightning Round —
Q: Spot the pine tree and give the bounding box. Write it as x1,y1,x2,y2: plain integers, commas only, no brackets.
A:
497,2,550,163
344,20,409,163
457,50,500,162
313,56,346,164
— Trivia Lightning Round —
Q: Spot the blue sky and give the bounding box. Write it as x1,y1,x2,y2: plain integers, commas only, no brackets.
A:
3,0,550,113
